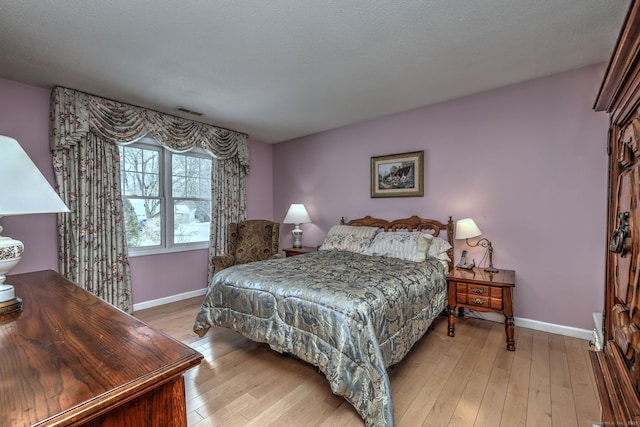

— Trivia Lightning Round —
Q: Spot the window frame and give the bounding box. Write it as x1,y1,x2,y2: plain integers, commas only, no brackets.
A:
119,137,213,257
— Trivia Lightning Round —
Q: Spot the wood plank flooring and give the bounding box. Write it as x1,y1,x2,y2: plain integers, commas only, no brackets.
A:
135,297,600,426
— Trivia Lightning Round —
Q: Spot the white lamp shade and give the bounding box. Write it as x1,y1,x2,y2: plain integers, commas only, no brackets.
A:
455,218,482,240
0,135,69,299
283,204,311,224
0,135,69,215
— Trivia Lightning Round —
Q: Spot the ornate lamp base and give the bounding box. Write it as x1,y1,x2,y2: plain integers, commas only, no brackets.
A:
0,229,25,317
291,224,303,248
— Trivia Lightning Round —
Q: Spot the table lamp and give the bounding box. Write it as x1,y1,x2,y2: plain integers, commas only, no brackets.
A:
0,135,70,313
455,218,499,273
283,204,311,248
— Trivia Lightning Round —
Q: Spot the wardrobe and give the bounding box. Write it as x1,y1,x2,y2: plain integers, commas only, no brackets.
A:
592,0,640,423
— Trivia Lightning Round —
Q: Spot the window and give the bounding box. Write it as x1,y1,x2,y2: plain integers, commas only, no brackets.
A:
119,137,213,255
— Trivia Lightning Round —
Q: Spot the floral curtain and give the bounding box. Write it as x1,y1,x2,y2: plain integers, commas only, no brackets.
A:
50,87,249,311
52,133,132,311
209,156,247,281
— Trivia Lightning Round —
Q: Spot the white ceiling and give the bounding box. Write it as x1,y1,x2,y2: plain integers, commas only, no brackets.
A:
0,1,630,143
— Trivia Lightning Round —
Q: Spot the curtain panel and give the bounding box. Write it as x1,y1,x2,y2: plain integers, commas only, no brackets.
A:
209,157,247,281
50,87,249,310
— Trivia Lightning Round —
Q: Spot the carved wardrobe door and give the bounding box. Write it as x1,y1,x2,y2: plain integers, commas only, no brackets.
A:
608,120,640,375
591,120,640,424
611,123,640,318
592,1,640,422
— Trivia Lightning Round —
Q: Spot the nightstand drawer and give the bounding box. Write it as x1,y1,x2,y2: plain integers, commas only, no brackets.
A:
456,283,502,298
457,294,503,310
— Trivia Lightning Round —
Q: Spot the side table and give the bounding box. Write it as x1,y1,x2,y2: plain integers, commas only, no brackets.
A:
283,246,317,257
446,267,516,350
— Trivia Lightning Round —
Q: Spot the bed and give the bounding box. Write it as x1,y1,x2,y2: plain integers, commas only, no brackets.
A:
193,215,454,426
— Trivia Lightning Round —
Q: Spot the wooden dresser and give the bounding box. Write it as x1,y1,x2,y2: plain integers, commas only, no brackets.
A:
1,270,203,426
591,0,640,423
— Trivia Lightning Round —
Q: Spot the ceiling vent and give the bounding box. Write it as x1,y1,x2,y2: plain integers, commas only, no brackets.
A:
176,106,204,116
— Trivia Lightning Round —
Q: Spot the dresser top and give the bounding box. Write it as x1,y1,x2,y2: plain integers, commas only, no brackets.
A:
1,270,202,426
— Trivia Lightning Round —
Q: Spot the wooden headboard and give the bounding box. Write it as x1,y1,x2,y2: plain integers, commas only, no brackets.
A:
341,215,455,270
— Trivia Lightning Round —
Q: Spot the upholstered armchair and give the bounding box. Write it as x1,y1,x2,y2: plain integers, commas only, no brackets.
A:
211,219,281,275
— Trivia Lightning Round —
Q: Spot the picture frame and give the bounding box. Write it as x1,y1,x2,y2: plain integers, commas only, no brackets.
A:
370,150,424,198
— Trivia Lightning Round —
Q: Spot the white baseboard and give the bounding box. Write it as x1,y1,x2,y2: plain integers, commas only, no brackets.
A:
515,317,592,340
133,288,208,312
462,310,593,340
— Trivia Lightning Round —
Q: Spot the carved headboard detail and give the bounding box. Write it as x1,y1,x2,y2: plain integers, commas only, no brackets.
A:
340,215,455,270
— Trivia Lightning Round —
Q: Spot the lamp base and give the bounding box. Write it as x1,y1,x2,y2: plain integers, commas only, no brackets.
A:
0,296,22,315
484,266,499,273
0,235,24,288
0,283,15,302
291,225,303,248
0,233,25,316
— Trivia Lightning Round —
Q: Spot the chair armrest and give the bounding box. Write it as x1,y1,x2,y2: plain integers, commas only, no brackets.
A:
211,254,235,274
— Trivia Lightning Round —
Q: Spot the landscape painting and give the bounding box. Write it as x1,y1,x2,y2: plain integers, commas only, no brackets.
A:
371,150,424,198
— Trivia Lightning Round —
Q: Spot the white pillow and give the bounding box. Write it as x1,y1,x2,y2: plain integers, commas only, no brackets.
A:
362,232,433,262
427,236,452,264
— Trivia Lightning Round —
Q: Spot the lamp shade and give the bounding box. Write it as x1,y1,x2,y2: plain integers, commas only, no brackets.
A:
0,135,69,215
283,204,311,224
455,218,482,240
0,135,70,308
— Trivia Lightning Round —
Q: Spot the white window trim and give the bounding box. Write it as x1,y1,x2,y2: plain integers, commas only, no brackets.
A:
120,137,212,257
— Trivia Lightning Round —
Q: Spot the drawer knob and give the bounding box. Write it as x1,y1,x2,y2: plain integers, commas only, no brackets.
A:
471,287,485,294
471,298,485,305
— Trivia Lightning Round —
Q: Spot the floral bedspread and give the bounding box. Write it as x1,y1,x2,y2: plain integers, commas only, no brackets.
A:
193,250,447,427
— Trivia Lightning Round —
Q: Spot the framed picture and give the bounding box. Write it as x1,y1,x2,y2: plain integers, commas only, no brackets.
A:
371,150,424,198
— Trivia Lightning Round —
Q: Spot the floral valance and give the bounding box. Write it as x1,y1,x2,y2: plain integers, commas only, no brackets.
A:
50,86,249,173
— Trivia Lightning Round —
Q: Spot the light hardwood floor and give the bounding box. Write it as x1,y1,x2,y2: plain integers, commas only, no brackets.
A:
135,297,600,426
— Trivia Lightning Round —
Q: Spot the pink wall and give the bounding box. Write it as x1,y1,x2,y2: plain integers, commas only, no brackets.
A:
246,138,274,220
0,77,274,304
273,64,609,330
0,79,60,275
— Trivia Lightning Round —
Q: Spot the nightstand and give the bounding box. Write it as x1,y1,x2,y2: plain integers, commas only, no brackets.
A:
283,246,317,257
446,267,516,350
